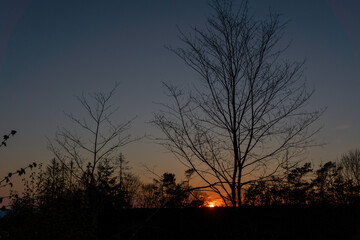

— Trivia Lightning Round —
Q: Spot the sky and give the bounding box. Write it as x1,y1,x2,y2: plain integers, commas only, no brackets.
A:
0,0,360,190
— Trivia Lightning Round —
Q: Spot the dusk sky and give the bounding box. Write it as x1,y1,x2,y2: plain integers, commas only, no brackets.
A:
1,0,360,185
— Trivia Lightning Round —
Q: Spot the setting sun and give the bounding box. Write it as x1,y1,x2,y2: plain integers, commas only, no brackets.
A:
208,202,216,208
206,199,224,208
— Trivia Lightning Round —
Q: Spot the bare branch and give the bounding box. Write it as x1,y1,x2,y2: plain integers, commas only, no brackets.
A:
153,0,323,207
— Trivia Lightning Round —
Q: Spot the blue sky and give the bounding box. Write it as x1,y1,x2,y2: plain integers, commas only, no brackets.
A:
0,0,359,184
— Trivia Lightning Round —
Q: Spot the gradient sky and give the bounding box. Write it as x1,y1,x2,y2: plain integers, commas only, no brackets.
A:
1,0,359,187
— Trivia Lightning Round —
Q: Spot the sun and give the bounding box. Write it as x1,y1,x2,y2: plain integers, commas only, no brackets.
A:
208,202,215,208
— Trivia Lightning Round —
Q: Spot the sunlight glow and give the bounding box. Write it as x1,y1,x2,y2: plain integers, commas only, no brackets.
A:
208,203,215,208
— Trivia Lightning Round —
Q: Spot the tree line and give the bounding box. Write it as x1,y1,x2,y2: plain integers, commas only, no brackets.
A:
3,149,360,211
244,149,360,206
0,153,207,239
1,148,360,239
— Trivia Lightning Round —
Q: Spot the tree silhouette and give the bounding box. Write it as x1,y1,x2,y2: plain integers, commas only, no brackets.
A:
136,172,207,208
153,0,323,207
48,83,136,189
46,83,138,236
340,149,360,190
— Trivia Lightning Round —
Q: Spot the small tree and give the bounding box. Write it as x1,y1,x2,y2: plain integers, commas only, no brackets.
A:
39,159,68,202
48,83,136,190
153,0,323,207
136,172,205,208
286,163,312,204
155,173,190,208
137,183,162,208
48,84,137,235
311,161,344,204
340,149,360,189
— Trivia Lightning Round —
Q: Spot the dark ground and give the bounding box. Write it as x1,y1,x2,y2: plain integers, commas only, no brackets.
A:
1,206,360,240
114,206,360,240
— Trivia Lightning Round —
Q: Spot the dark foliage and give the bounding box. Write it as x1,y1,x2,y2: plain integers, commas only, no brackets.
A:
0,130,16,148
243,160,360,206
137,172,207,209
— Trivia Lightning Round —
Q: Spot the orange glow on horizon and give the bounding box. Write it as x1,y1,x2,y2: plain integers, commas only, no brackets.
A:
207,200,224,208
205,196,227,208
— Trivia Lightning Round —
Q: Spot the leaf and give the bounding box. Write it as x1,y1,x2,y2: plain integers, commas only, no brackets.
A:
11,130,17,135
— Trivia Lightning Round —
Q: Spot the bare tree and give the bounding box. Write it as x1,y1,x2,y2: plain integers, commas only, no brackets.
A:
48,83,136,188
47,83,138,235
341,149,360,188
153,0,323,207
